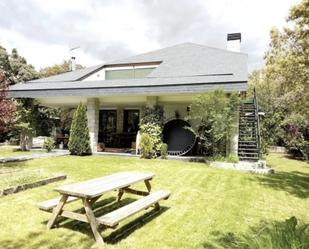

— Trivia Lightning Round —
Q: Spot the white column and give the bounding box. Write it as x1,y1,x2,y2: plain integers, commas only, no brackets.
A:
87,98,99,153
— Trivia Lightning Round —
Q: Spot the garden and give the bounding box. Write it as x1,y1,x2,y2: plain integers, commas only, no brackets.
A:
0,1,308,248
0,150,308,248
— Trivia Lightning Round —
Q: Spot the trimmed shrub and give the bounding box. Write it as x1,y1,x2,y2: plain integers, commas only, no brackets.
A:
140,133,155,159
160,143,168,159
68,103,91,156
43,137,55,152
140,122,162,157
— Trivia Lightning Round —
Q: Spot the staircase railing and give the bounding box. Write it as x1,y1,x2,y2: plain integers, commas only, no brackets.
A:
253,88,261,159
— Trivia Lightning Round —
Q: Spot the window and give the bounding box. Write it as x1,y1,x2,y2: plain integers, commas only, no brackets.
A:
105,67,155,80
123,110,140,134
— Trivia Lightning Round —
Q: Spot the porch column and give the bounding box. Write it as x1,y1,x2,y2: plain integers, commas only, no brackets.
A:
87,98,99,153
146,96,158,108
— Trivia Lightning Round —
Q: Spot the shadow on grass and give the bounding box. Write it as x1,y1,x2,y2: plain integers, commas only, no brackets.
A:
202,217,309,249
105,206,169,244
41,196,169,244
251,170,309,198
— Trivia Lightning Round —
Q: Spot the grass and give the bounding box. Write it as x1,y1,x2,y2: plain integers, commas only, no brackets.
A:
0,169,51,189
0,145,41,157
0,153,308,249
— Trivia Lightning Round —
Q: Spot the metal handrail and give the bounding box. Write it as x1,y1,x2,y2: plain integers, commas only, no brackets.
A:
253,88,261,159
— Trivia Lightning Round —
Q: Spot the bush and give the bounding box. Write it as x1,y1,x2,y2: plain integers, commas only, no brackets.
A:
278,114,309,161
68,103,91,156
205,154,239,163
140,133,155,159
140,105,164,128
160,143,168,159
238,217,309,249
188,89,239,156
139,105,165,159
140,122,162,156
43,137,55,152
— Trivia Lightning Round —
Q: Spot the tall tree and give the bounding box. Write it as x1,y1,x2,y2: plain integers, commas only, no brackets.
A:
9,48,39,84
68,103,91,155
0,71,16,136
248,0,309,159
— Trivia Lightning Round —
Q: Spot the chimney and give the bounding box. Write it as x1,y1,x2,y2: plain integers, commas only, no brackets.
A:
70,56,76,71
227,33,241,52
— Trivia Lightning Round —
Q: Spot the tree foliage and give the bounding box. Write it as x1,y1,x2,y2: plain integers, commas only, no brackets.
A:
188,89,239,156
39,60,83,78
0,44,75,145
9,48,38,84
68,103,91,156
248,0,309,160
0,71,16,135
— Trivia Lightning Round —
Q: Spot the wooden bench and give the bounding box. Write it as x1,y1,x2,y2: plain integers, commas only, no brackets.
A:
97,190,170,227
37,196,79,212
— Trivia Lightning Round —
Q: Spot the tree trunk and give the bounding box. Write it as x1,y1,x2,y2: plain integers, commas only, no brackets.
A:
20,131,33,151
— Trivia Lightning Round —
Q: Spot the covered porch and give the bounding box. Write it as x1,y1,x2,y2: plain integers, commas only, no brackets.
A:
37,94,193,153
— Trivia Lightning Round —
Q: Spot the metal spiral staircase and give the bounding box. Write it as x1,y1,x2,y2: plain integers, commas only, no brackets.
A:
238,89,261,161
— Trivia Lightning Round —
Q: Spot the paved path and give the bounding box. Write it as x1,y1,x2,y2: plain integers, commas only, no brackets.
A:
0,150,69,163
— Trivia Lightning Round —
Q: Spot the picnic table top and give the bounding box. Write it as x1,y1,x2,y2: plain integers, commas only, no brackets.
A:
54,171,154,198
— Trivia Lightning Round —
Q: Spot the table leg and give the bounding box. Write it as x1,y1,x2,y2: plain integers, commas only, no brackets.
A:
144,179,152,193
88,195,102,206
144,179,159,209
117,189,124,202
47,194,68,229
83,198,104,244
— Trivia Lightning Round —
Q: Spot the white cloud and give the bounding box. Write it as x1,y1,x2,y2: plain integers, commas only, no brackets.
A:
0,0,301,72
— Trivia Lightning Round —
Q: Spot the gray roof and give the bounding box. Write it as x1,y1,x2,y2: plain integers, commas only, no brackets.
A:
9,42,248,98
108,43,247,80
29,64,104,83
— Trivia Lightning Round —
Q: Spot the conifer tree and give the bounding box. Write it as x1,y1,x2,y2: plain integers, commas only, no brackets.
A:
68,103,91,155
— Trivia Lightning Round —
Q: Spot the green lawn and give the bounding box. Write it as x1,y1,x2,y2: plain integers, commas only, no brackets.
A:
0,153,308,249
0,145,40,157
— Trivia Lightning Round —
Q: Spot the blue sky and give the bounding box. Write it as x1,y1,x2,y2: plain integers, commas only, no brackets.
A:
0,0,300,72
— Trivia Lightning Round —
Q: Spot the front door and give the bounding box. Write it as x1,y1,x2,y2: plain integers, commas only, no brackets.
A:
123,109,140,134
98,110,117,147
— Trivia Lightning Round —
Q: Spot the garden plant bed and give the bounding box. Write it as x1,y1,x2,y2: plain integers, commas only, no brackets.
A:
0,172,67,196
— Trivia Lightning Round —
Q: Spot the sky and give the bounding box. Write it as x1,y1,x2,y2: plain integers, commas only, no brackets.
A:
0,0,300,72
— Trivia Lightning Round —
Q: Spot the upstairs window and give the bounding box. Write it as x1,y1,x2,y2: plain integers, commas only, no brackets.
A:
105,67,155,80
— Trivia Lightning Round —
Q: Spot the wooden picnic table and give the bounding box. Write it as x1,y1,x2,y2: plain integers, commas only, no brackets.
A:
40,171,170,244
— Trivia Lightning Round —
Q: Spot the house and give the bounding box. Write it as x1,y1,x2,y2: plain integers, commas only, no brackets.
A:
8,33,250,156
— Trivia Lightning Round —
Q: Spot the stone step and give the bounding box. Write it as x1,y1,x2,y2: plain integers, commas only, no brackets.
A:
239,157,259,161
239,153,258,156
238,147,258,150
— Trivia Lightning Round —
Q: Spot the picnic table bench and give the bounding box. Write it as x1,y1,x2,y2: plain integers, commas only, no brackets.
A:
38,171,170,244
